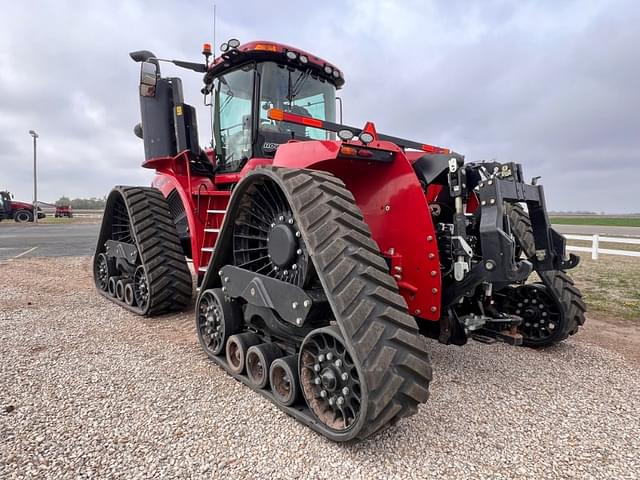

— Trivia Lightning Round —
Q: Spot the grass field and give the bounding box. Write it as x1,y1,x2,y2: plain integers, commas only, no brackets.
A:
550,216,640,227
568,255,640,321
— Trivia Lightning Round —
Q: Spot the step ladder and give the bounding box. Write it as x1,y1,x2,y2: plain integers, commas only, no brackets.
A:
198,195,227,276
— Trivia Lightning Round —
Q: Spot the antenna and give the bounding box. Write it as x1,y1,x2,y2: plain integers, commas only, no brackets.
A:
210,2,217,149
213,3,217,58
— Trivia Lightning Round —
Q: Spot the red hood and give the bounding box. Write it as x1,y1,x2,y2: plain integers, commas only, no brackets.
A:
11,200,33,210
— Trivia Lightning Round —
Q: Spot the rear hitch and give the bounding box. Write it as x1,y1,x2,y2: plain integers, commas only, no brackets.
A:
461,313,524,346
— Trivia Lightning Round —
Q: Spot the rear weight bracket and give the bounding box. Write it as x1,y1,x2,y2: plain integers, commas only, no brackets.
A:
220,265,314,326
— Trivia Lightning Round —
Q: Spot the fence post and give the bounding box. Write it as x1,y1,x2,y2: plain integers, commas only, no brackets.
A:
592,234,599,260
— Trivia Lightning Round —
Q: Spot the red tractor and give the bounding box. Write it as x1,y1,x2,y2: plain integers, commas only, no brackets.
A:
55,205,73,218
94,39,585,441
0,190,45,222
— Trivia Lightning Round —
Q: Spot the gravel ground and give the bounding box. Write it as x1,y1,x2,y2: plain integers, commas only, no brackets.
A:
1,257,639,479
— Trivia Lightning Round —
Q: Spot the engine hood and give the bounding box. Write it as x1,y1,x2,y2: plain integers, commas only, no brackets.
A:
11,200,33,210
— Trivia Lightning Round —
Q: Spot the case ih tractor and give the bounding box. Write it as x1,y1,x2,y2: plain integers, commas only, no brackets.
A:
94,39,585,441
0,190,44,222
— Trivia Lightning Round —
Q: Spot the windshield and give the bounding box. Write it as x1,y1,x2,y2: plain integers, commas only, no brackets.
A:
213,63,255,171
258,62,336,141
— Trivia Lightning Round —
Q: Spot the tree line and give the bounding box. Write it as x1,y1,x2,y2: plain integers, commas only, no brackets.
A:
55,196,106,209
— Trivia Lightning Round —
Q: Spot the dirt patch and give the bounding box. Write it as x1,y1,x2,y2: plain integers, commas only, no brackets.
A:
578,316,640,364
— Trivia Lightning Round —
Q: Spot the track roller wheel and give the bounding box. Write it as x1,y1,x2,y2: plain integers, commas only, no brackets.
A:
124,283,135,306
226,332,261,375
94,253,113,292
269,355,301,407
299,326,364,437
196,288,242,358
115,279,126,301
107,276,120,297
246,343,282,389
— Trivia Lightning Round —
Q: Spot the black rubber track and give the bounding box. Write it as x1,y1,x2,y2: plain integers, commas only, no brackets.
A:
202,167,433,441
505,203,586,347
94,186,192,316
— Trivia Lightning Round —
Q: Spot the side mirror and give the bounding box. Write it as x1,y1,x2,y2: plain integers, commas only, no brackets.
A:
139,61,158,97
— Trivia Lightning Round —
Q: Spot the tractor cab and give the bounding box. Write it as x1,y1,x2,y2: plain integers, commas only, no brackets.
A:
203,41,341,171
131,41,342,174
0,191,12,220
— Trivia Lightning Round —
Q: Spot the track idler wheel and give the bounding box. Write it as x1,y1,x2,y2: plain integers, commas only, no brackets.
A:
498,283,565,347
299,326,364,437
226,332,261,375
94,253,113,292
133,266,150,312
501,204,587,347
269,355,301,407
196,288,242,358
246,344,282,389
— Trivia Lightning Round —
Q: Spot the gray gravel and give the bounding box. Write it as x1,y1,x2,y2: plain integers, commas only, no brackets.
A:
1,256,639,479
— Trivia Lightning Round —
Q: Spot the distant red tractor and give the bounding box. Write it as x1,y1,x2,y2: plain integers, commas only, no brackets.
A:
0,190,45,222
55,205,73,218
94,39,585,441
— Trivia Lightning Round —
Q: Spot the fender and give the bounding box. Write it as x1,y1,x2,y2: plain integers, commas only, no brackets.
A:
272,140,442,321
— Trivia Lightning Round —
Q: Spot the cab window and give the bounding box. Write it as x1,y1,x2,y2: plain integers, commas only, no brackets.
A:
258,62,336,142
213,64,255,171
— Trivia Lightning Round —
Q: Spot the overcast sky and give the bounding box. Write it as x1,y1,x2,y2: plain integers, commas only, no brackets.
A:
1,0,638,212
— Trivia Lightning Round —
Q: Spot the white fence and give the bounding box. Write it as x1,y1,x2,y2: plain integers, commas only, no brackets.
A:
565,234,640,259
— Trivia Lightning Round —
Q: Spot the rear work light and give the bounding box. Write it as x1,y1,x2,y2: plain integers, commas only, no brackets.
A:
339,145,393,162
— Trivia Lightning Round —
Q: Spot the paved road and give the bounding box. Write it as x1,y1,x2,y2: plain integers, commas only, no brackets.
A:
1,222,637,261
0,223,100,261
554,224,640,237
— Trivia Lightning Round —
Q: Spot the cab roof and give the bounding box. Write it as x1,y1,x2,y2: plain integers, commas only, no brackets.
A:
204,40,345,89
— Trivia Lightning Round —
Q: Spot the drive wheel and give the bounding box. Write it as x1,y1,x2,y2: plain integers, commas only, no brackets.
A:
196,288,242,358
299,326,365,437
14,210,33,223
232,176,313,287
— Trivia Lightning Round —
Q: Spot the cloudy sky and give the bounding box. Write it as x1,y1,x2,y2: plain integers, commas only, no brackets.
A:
1,0,638,212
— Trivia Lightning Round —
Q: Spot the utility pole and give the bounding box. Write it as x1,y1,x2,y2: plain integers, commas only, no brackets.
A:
29,130,39,223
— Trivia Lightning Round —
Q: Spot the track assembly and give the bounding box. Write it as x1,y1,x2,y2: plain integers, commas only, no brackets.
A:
196,167,433,441
93,186,192,316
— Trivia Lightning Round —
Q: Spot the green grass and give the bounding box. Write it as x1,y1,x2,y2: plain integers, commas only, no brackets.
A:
569,256,640,321
550,216,640,227
39,217,77,224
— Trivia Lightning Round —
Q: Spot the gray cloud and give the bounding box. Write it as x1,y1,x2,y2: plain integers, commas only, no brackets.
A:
0,0,638,212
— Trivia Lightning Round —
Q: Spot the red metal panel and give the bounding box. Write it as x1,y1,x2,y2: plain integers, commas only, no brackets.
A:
273,140,442,322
